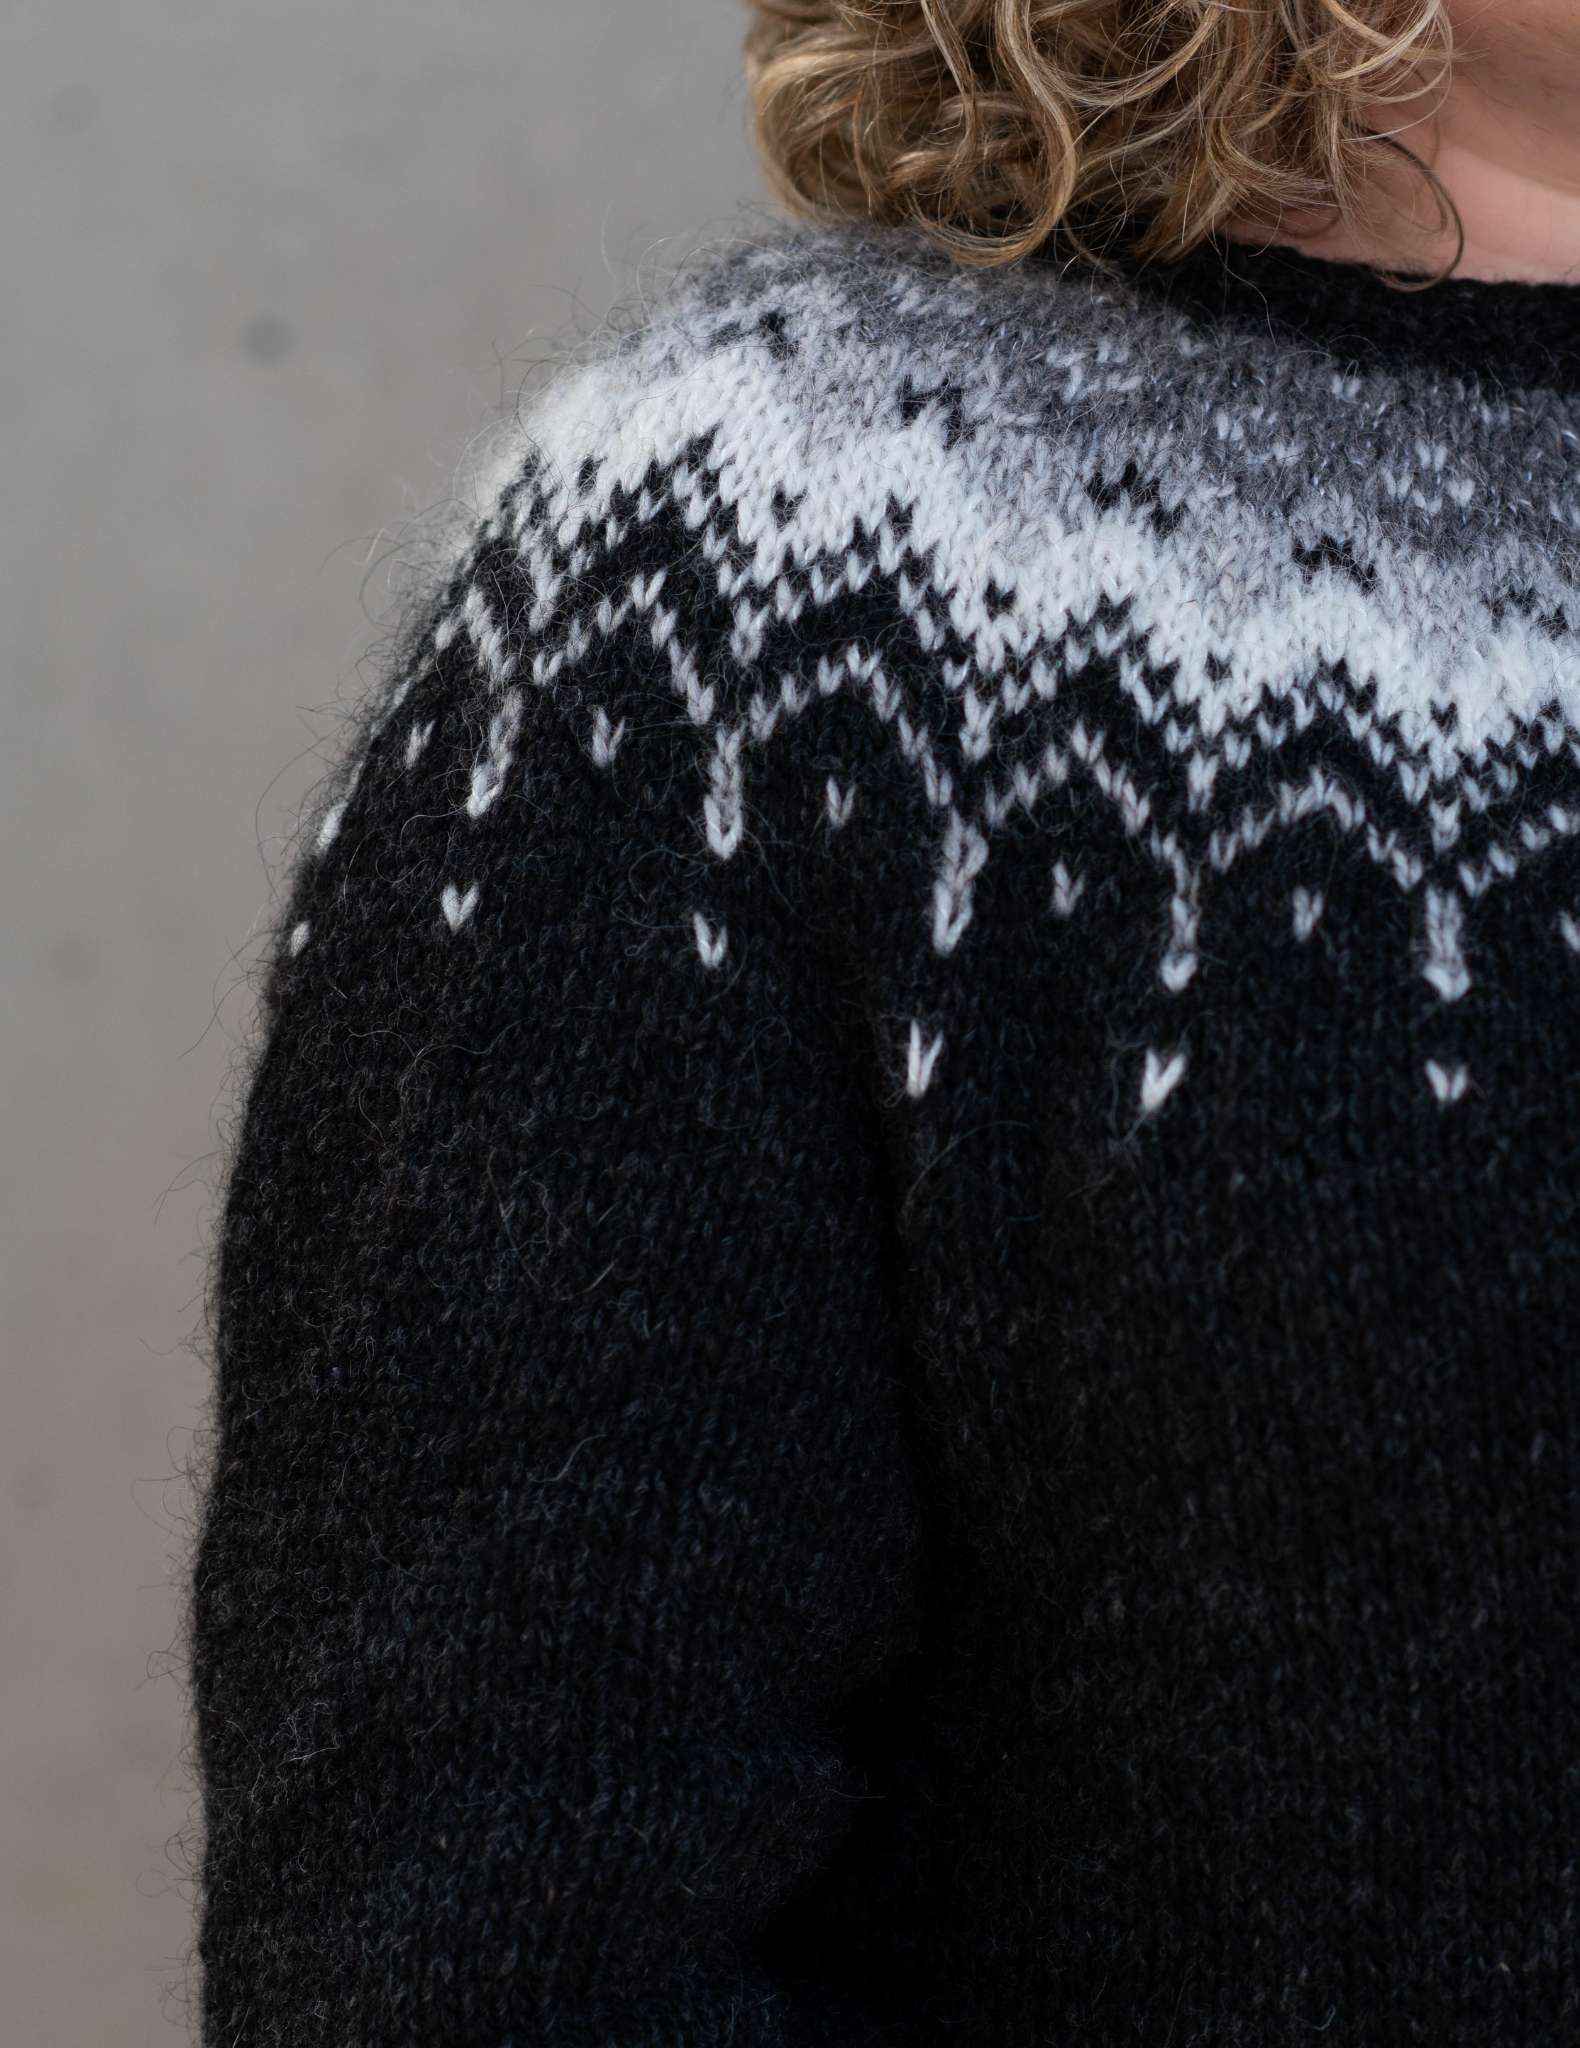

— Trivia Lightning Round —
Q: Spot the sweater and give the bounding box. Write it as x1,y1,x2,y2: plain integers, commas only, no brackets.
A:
189,217,1580,2047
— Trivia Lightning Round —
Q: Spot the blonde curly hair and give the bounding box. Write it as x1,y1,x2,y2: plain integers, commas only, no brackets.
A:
742,1,1463,286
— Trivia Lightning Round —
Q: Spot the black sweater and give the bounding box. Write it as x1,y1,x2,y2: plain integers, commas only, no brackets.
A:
190,220,1580,2044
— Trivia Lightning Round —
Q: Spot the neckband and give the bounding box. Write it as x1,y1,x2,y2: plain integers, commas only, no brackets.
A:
1047,224,1580,395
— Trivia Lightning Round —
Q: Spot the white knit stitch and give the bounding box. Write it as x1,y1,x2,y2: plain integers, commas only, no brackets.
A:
667,638,715,727
366,672,414,741
895,710,929,767
730,599,768,668
405,719,434,770
1008,759,1044,815
461,582,517,689
960,687,996,764
1422,888,1472,1002
562,616,593,670
316,800,346,853
289,919,311,956
692,910,728,969
590,707,626,768
441,882,480,932
1560,910,1580,953
905,1021,945,1098
980,768,1023,830
922,751,955,811
1050,861,1085,917
932,811,990,955
1426,1058,1470,1104
466,689,523,820
704,727,745,860
1159,868,1201,993
593,593,629,640
433,602,463,655
1140,1047,1189,1115
1292,888,1325,941
531,646,566,689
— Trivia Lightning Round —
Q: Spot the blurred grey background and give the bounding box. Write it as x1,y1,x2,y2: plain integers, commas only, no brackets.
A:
2,5,760,2040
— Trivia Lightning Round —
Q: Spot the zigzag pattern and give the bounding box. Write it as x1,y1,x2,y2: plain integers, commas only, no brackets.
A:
293,224,1580,1119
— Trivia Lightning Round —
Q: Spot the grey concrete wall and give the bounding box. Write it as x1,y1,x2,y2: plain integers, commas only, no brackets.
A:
2,6,761,2040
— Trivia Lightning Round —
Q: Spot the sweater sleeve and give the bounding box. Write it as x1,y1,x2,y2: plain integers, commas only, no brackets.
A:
188,434,929,2047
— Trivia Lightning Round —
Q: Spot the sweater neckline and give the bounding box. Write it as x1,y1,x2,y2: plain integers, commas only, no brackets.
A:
1084,227,1580,395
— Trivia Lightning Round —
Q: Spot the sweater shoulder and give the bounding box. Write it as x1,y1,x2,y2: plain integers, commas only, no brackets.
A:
477,216,1158,499
261,222,1213,1025
423,219,1169,724
440,218,1173,596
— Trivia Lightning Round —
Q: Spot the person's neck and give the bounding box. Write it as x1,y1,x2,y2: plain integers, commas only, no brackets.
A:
1223,53,1580,286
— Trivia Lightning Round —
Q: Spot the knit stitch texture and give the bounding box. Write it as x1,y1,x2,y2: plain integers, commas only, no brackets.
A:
190,218,1580,2046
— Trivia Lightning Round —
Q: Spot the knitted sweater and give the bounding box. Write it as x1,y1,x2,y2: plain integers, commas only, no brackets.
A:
190,219,1580,2047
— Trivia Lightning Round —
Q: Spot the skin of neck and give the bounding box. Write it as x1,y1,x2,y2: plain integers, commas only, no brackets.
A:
1224,2,1580,283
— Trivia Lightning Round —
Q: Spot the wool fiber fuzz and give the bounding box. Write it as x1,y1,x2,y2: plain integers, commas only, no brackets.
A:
190,220,1580,2046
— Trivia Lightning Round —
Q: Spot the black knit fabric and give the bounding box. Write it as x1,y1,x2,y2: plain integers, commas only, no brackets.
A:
190,220,1580,2046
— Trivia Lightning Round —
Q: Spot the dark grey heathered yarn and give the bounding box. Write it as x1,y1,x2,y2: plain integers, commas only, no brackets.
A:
190,218,1580,2046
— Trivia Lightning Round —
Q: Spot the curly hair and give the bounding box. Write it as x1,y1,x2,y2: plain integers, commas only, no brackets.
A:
742,1,1463,286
